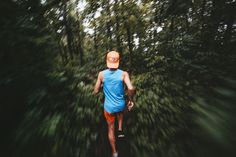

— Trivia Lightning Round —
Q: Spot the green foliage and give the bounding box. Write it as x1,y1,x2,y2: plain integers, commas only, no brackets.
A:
14,66,101,157
0,0,235,157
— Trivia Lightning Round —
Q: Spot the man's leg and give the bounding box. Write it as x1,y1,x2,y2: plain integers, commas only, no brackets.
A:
117,112,123,131
104,111,118,156
117,112,125,138
107,122,117,154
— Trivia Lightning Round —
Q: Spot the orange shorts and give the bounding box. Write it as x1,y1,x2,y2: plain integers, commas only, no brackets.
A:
104,110,116,124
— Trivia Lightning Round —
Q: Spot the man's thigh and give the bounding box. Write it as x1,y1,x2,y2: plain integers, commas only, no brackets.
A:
104,110,116,124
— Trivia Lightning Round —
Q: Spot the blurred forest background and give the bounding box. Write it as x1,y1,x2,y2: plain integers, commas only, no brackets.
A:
0,0,235,157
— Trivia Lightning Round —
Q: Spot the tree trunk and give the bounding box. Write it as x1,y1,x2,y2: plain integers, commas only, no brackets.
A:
104,0,112,51
76,14,84,66
114,0,122,54
126,23,133,69
223,1,235,48
169,16,174,41
63,3,74,60
202,0,222,51
94,23,99,54
121,0,133,69
59,41,68,64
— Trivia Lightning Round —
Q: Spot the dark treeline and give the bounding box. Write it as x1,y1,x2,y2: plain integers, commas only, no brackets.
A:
0,0,235,157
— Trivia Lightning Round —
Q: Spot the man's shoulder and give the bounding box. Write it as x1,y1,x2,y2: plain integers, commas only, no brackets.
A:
121,70,129,79
98,69,107,78
122,70,129,76
98,71,104,76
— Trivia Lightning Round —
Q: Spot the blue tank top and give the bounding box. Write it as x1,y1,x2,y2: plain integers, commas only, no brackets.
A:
103,69,125,113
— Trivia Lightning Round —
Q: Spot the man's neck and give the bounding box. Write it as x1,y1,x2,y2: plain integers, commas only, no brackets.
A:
109,68,118,71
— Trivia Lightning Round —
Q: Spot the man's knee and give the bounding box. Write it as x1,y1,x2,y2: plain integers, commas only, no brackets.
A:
108,122,115,130
107,124,115,139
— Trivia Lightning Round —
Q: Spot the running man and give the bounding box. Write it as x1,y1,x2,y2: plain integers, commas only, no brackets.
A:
93,51,135,157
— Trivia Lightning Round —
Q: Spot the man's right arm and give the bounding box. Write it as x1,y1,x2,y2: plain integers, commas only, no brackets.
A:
93,71,103,95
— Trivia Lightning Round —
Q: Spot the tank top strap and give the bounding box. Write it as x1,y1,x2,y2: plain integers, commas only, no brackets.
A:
103,69,123,80
116,69,123,77
102,69,109,79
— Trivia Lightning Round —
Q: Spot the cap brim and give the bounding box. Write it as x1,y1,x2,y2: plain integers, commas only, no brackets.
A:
107,62,119,68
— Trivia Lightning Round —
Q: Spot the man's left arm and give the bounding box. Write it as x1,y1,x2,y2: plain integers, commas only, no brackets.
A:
123,71,135,111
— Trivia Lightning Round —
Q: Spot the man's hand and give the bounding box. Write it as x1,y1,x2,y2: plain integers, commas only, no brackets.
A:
127,100,134,111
